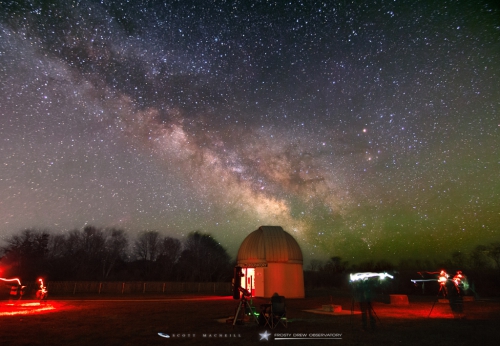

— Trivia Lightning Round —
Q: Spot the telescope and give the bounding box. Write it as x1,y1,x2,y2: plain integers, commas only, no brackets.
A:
232,266,244,300
238,287,251,297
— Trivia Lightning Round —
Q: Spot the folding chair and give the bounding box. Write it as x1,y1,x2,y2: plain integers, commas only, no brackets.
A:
265,295,286,329
261,304,273,328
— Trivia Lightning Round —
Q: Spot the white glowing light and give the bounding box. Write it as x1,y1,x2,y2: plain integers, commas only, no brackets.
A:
0,278,22,286
349,272,394,282
438,271,449,285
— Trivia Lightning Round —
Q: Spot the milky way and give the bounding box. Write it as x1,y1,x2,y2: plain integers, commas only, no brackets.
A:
0,0,499,264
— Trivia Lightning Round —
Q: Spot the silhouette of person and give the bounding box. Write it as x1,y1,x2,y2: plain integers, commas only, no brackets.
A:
446,278,464,319
353,279,376,330
446,271,468,319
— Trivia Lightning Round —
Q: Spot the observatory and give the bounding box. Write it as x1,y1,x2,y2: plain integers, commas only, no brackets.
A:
236,226,305,298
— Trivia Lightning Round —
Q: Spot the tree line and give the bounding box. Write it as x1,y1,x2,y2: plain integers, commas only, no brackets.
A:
2,226,499,296
0,226,232,283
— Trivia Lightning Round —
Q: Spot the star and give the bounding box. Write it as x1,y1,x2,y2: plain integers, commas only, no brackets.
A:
259,330,271,341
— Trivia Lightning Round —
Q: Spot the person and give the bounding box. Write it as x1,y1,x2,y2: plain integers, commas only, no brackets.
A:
446,277,464,319
451,271,468,318
36,278,48,302
438,270,449,297
353,279,376,331
453,271,469,292
259,293,277,326
259,293,285,327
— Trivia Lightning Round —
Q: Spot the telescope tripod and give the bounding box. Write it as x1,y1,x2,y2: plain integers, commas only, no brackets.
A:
350,298,380,328
232,296,258,326
427,284,448,318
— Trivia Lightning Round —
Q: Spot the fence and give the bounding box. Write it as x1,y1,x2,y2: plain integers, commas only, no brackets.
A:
46,281,232,295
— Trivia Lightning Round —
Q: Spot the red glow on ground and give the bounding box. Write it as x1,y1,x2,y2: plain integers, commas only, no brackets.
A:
0,301,65,317
365,300,481,320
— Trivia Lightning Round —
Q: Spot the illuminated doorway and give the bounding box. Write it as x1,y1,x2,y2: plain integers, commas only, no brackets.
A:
240,268,255,296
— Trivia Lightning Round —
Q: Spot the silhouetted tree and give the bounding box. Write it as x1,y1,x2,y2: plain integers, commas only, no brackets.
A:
324,256,348,274
304,259,324,288
0,229,50,280
45,233,70,280
352,261,375,272
78,226,107,279
134,230,161,261
450,251,467,269
469,245,490,271
102,228,129,279
373,259,394,272
486,242,500,273
319,256,349,287
47,234,66,258
156,236,181,280
176,231,231,282
132,230,162,279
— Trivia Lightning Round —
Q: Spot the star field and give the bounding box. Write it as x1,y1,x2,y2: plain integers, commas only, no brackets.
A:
0,0,499,264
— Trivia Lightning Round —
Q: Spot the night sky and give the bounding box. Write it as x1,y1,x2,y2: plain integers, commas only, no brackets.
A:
1,0,499,265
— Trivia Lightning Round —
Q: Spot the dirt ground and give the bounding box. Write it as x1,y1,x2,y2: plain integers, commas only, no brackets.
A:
1,293,499,345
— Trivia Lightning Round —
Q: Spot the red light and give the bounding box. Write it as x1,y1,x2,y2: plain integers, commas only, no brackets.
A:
438,270,449,285
0,302,59,316
36,278,48,300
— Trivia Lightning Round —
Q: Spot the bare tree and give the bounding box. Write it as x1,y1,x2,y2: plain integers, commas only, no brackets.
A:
57,226,108,280
45,233,70,280
82,226,107,279
134,230,161,261
102,228,129,278
156,236,182,280
0,229,49,280
132,230,164,280
47,234,67,258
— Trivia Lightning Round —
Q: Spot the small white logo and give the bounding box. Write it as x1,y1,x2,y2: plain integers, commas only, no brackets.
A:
259,330,271,341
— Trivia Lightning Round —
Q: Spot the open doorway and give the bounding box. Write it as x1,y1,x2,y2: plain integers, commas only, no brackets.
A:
240,268,255,297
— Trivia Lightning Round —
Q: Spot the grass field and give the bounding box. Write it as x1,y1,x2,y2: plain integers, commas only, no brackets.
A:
1,292,499,345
